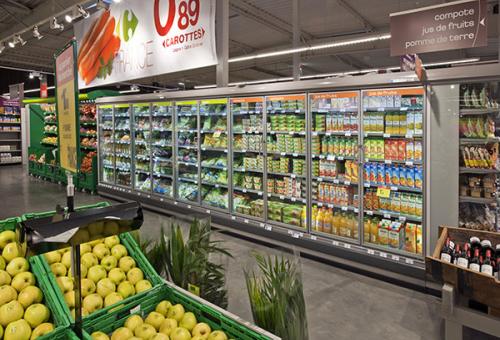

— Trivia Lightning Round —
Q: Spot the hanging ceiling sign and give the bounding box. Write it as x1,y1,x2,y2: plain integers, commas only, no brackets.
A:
390,0,487,56
74,0,217,89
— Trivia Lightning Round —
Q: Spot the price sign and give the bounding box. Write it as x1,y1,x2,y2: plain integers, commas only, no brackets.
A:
377,187,391,198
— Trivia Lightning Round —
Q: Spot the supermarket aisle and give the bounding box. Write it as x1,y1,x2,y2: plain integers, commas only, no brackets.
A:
0,165,493,340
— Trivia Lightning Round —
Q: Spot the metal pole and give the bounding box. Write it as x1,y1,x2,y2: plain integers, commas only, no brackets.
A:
292,0,300,81
216,0,229,87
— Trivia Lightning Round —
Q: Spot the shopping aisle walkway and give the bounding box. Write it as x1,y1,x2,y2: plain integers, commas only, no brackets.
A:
0,165,492,340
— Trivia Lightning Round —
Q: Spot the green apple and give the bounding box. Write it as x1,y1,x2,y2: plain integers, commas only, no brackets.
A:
0,285,17,305
93,244,110,260
135,279,152,293
6,257,28,276
87,265,107,283
124,314,143,332
88,221,105,236
30,322,54,339
207,331,227,340
96,278,116,298
68,263,88,279
119,256,136,273
192,323,211,339
81,253,98,268
167,304,185,322
50,262,67,277
18,286,43,309
103,222,119,237
4,319,31,340
80,243,92,255
145,311,165,331
111,327,133,340
159,318,177,336
192,336,205,340
0,269,11,285
0,300,24,326
117,281,135,299
134,324,157,339
170,327,192,340
0,230,16,249
108,268,126,285
71,229,90,245
90,331,110,340
61,251,72,269
24,303,50,328
64,290,75,308
101,255,118,271
0,256,5,270
81,278,96,297
155,300,172,316
111,244,128,260
12,272,35,292
2,242,23,262
56,276,74,293
104,292,123,307
127,267,144,285
152,334,170,340
88,238,104,247
83,293,103,314
104,236,120,249
180,312,197,331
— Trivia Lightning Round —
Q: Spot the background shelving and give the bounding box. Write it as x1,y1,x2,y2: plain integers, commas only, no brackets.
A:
0,102,22,165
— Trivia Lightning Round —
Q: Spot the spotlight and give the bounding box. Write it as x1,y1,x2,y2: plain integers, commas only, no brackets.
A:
8,39,15,48
33,26,43,40
65,14,73,23
77,5,90,19
50,17,64,31
29,72,34,79
17,35,26,46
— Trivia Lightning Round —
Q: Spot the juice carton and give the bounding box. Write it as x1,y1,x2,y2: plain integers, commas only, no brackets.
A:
384,140,392,160
399,114,407,135
364,217,371,242
377,219,391,246
377,139,385,159
389,221,404,249
406,141,414,161
406,166,415,188
385,114,392,134
377,164,385,184
414,141,422,161
415,166,423,189
407,112,415,133
405,223,417,253
377,115,385,132
384,164,391,185
400,193,409,215
399,166,407,187
390,140,398,160
416,224,423,254
408,194,417,216
415,195,423,217
414,112,423,135
391,192,401,213
370,218,379,244
369,163,377,183
364,163,370,182
398,140,406,161
394,95,401,108
386,95,395,108
391,165,400,186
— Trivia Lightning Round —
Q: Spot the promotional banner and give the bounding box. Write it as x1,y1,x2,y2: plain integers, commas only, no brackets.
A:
56,42,79,173
74,0,217,89
390,0,487,56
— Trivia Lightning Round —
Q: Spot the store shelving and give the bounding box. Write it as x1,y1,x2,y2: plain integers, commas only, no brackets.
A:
151,102,174,198
79,102,97,154
0,103,22,164
98,105,114,183
458,82,500,232
114,104,132,187
133,103,152,193
176,101,199,204
40,104,58,149
361,88,425,257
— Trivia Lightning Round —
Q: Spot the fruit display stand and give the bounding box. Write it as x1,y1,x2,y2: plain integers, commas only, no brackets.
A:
83,281,280,340
426,226,500,339
0,217,71,340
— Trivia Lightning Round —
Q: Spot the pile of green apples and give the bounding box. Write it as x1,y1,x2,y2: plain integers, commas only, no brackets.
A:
44,235,153,318
0,229,55,340
91,299,229,340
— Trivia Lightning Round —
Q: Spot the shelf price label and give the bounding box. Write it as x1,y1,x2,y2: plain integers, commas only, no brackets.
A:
376,187,391,198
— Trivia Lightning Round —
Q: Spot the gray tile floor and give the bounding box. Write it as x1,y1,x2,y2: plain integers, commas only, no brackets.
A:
0,165,495,340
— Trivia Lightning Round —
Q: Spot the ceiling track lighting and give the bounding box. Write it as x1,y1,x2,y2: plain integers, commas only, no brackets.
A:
50,17,64,31
77,5,90,19
65,14,73,23
16,35,26,46
96,0,110,10
33,26,43,40
7,39,15,48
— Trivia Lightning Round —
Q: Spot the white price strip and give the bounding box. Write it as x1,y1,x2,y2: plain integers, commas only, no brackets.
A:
244,219,249,224
231,216,236,220
292,233,300,239
384,214,392,219
391,255,400,261
332,240,339,246
187,205,192,209
379,252,387,258
160,198,164,202
259,223,265,228
367,249,375,255
385,160,392,164
345,132,352,137
311,235,317,241
264,225,272,231
405,258,414,265
341,207,348,211
344,243,351,249
291,198,296,202
206,210,211,214
174,201,178,205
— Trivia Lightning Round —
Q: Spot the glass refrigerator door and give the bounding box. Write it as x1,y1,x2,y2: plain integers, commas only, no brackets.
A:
199,99,229,210
309,92,360,241
176,101,199,203
231,97,265,220
133,104,152,192
361,88,424,257
152,102,174,198
459,82,500,232
266,94,307,230
114,105,132,187
98,105,114,183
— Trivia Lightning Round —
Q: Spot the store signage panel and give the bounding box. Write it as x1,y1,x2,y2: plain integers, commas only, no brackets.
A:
56,43,79,173
390,0,487,56
310,91,358,100
74,0,217,89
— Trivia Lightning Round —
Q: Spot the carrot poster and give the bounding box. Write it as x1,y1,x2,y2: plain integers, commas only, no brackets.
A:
73,0,217,89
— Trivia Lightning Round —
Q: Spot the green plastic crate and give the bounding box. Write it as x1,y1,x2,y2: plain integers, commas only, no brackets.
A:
21,201,110,221
41,326,80,340
0,216,20,231
77,171,97,193
28,159,37,175
83,282,277,340
45,164,58,182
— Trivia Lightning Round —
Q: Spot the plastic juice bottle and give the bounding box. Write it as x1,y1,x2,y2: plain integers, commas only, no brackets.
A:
370,217,379,244
364,217,371,241
331,210,340,235
301,206,307,228
312,206,318,231
350,214,358,239
316,208,324,232
322,208,331,233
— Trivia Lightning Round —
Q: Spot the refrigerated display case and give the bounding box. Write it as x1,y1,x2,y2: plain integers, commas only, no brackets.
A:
151,102,174,198
231,97,265,220
132,103,152,192
98,105,114,184
176,101,199,203
114,104,132,187
200,98,229,210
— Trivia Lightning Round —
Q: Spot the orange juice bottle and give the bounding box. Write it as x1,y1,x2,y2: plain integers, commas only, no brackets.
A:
316,208,324,232
311,206,318,231
370,217,379,244
301,206,307,228
350,214,358,239
364,217,371,241
323,208,332,233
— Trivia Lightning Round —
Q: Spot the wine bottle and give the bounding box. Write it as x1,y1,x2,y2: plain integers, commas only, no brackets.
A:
469,248,481,272
456,243,470,269
453,244,460,265
470,236,481,254
440,237,454,263
481,249,494,276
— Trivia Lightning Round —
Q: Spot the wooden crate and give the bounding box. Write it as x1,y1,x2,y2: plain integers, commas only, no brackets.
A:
426,226,500,313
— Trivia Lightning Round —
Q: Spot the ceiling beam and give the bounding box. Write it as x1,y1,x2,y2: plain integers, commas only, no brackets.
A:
230,0,314,41
335,0,374,32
